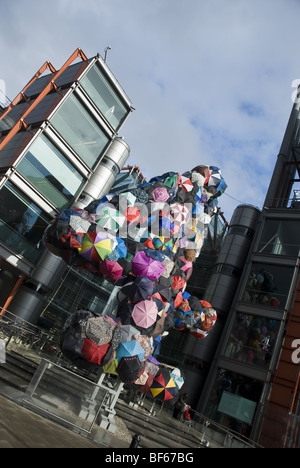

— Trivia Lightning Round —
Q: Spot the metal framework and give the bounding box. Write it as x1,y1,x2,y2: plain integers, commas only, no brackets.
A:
0,48,88,152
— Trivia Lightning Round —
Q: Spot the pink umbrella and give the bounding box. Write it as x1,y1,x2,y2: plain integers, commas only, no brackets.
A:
152,187,170,202
132,251,165,280
132,300,158,329
99,260,123,281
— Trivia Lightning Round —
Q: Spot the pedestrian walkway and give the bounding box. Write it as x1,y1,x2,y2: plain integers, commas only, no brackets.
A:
0,394,129,448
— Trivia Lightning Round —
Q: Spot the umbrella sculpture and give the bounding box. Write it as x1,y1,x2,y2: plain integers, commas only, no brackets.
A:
43,164,227,398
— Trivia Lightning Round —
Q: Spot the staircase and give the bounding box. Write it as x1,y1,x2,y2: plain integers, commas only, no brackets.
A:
0,350,260,448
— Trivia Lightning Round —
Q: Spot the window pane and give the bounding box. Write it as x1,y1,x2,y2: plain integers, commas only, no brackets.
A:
50,94,110,169
204,369,263,437
257,219,300,257
224,313,280,368
241,262,294,309
0,181,50,263
80,64,129,131
17,134,84,210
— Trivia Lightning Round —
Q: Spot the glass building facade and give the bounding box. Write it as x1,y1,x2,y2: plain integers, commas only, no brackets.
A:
0,50,133,321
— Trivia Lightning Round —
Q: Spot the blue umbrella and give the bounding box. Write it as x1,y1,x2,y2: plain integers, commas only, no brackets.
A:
115,340,145,362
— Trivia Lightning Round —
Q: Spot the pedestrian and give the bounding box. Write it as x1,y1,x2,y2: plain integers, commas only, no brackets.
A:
173,393,189,420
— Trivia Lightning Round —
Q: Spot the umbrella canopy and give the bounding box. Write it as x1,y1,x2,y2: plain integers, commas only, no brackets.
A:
132,300,158,329
117,355,143,383
134,334,152,361
150,368,178,401
78,231,114,261
125,206,141,223
81,338,111,366
69,214,91,233
85,315,116,346
119,276,154,303
118,324,140,343
132,251,165,280
95,204,126,232
60,227,84,249
99,260,123,281
178,175,194,192
170,368,185,390
152,186,170,202
115,339,145,362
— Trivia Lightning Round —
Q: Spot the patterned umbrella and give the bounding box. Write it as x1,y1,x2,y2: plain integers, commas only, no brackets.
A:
117,355,143,383
150,368,178,401
95,204,126,232
78,231,114,261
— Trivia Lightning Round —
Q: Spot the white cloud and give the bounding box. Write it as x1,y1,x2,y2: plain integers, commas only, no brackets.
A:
1,0,300,221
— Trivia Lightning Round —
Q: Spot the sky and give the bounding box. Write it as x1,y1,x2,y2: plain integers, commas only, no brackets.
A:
1,0,300,222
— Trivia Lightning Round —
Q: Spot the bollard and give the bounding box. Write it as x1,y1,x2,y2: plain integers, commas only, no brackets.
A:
130,433,141,448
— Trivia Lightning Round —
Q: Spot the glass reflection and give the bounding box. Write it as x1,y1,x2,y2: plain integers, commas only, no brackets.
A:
225,313,280,367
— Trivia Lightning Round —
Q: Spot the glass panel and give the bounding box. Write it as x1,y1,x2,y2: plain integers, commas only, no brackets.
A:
224,313,280,368
241,262,295,309
50,93,110,169
204,369,263,438
257,219,300,257
80,64,129,131
0,181,50,263
17,134,84,210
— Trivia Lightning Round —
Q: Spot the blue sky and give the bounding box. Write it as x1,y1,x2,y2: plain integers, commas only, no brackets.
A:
1,0,300,221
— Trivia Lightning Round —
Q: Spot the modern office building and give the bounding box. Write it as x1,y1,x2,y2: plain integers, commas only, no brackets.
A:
195,97,300,447
0,48,134,325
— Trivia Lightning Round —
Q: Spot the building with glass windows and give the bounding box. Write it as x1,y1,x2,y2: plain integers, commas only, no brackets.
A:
195,98,300,447
0,49,134,325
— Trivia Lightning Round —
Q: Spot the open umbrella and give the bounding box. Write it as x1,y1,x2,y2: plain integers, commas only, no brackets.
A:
81,338,111,365
95,204,126,232
115,339,145,362
150,368,178,401
132,251,165,280
78,231,113,261
178,176,194,192
60,227,84,249
119,276,154,303
170,368,185,390
69,214,91,233
99,260,123,281
152,186,170,202
85,315,116,346
117,355,143,383
132,300,158,329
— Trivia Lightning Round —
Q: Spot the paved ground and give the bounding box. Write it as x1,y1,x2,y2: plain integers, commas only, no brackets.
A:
0,394,129,449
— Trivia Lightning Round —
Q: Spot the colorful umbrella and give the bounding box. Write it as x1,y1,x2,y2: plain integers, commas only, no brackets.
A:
99,260,123,281
60,227,84,249
178,176,194,192
132,300,158,329
132,251,165,280
170,368,185,390
78,231,113,261
150,368,178,401
115,339,145,362
95,204,126,232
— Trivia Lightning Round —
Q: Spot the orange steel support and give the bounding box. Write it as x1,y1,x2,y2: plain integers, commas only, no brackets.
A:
0,48,88,152
0,60,57,122
0,274,26,318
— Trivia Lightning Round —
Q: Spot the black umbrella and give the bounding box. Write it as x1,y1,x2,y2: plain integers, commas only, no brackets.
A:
117,355,143,383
